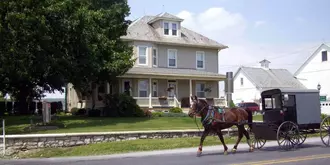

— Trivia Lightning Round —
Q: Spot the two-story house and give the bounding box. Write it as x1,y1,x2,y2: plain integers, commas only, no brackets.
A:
66,12,228,111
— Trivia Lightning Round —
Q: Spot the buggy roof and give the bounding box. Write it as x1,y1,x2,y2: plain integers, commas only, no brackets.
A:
261,88,319,96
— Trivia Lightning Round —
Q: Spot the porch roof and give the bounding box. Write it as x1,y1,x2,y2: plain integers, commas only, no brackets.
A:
121,67,226,81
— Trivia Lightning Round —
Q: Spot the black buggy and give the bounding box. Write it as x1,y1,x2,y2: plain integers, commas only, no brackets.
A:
248,88,330,150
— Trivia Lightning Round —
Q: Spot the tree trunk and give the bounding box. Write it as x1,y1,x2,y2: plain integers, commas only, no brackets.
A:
16,90,30,115
91,82,96,110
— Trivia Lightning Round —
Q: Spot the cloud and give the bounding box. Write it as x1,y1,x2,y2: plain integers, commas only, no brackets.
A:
177,7,247,44
176,7,320,93
254,21,266,27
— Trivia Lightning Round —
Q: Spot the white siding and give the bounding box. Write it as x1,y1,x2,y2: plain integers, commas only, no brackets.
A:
233,71,260,103
296,46,330,100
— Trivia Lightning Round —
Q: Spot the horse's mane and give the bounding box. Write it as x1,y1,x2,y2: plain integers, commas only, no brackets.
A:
198,99,208,105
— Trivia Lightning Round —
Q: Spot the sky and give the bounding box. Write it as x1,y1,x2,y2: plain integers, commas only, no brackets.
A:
45,0,330,98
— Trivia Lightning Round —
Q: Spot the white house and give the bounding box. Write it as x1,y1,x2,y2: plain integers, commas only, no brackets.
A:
294,43,330,114
232,59,306,104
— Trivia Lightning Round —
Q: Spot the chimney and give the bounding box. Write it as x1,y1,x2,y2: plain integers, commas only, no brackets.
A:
259,59,271,69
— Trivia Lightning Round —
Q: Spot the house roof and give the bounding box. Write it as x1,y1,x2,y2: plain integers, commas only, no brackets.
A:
294,42,330,76
121,13,228,50
122,67,226,80
234,66,306,89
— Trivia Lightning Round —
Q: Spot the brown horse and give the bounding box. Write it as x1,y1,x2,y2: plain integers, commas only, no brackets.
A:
188,95,254,157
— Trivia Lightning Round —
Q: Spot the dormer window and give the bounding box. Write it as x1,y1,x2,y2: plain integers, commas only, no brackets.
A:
164,22,169,35
163,21,178,36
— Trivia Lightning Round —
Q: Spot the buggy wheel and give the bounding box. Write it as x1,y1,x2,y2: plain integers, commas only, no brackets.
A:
277,121,300,150
246,127,266,149
297,132,307,146
320,116,330,147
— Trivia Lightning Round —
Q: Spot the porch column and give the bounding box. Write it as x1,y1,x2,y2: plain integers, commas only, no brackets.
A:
189,79,192,103
149,78,152,108
106,82,110,94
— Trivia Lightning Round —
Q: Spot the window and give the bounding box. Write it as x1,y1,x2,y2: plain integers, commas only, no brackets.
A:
196,51,205,69
196,83,205,98
152,81,158,97
152,48,158,66
240,78,244,86
138,80,148,97
322,51,328,62
163,21,178,36
168,49,177,67
172,23,177,36
138,46,148,65
164,22,169,35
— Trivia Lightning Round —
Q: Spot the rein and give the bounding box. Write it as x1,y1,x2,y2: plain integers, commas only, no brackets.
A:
194,104,209,132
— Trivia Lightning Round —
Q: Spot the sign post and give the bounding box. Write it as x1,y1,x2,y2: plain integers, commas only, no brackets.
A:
42,101,51,124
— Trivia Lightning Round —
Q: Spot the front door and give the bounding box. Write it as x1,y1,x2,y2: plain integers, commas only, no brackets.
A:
122,80,131,96
168,80,177,97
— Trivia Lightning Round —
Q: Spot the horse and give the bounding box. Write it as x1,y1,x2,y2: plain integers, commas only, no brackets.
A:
188,95,254,157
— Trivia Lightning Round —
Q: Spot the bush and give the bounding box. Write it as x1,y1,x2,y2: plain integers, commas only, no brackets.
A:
70,107,79,115
169,107,183,113
76,108,87,116
103,93,144,117
321,113,328,120
229,100,236,108
152,111,164,117
88,109,101,117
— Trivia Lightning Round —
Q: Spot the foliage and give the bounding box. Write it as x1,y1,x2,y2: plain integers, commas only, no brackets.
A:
0,0,134,114
103,93,144,117
169,107,183,113
70,108,79,115
321,113,328,120
88,109,101,117
229,100,236,108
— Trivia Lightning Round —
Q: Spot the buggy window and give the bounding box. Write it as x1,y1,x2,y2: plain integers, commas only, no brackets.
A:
283,95,295,107
263,94,282,110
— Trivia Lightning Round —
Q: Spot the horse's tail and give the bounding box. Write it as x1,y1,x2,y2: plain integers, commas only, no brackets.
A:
245,109,253,131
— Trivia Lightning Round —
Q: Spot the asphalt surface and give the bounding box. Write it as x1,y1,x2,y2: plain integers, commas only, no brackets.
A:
1,137,330,165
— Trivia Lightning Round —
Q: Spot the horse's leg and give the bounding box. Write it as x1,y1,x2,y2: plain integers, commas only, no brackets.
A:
242,125,254,152
232,125,244,154
197,127,210,157
216,130,228,155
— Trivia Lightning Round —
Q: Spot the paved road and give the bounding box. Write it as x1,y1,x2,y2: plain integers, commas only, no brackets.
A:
1,137,330,165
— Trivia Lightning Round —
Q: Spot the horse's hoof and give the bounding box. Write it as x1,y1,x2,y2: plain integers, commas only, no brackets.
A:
224,151,228,155
231,148,237,154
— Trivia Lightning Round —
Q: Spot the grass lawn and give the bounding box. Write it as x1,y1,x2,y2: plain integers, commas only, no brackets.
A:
16,132,319,159
2,114,263,135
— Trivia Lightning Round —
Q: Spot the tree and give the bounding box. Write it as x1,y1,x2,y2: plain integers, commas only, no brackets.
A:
0,0,134,114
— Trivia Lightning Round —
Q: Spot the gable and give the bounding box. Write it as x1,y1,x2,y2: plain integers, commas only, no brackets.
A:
233,70,257,89
234,67,306,89
294,43,330,76
121,15,228,50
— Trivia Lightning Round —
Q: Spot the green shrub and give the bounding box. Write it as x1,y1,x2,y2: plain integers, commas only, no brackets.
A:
229,100,236,108
88,109,101,117
70,107,79,115
152,112,164,117
169,107,183,113
321,113,328,120
103,93,144,117
76,108,87,116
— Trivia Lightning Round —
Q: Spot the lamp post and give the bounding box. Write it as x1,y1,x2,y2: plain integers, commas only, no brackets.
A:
317,83,321,92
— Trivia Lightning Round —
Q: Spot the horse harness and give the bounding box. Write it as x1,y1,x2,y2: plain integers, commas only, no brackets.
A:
201,105,226,127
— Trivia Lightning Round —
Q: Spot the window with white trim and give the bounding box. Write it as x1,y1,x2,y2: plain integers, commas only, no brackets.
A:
152,81,158,97
172,23,177,36
138,46,147,65
196,51,205,69
138,80,148,97
152,48,158,66
168,49,177,67
164,22,169,35
163,21,178,36
196,83,205,98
